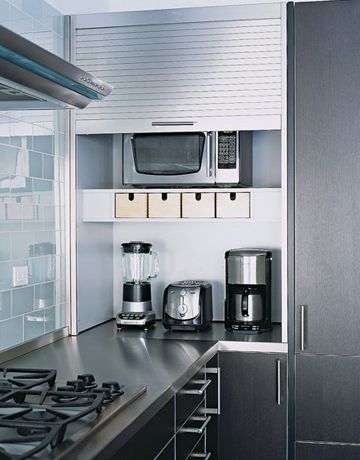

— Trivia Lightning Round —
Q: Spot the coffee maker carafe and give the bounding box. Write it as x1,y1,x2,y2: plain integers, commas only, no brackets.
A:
225,249,272,333
116,241,159,329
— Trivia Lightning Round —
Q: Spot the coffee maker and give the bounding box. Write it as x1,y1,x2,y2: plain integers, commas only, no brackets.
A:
116,241,159,329
225,249,272,333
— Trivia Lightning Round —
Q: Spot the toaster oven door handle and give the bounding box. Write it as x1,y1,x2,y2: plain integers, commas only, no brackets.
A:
181,379,211,395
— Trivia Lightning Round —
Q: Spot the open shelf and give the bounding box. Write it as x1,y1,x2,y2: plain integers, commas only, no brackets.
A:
81,188,282,223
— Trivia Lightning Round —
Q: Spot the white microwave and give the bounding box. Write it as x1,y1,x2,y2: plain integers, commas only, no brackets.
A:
122,131,253,187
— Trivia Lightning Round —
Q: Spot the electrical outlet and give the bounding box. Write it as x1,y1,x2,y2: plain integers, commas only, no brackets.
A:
12,266,29,288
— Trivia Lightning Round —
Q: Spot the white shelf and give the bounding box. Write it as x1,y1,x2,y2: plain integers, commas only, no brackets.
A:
81,188,282,223
82,187,281,194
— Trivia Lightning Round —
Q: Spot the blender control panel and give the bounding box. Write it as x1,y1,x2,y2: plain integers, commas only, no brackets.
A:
217,131,237,169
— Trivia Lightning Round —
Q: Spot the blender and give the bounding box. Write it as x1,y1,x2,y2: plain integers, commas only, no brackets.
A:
116,241,159,329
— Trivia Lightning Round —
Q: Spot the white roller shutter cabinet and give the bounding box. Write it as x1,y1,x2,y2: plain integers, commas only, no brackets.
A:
75,4,285,133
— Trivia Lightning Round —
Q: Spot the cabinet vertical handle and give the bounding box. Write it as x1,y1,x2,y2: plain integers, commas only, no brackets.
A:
300,305,307,351
276,359,281,405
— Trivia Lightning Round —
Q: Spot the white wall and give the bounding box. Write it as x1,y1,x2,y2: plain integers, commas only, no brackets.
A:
113,220,282,322
46,0,325,15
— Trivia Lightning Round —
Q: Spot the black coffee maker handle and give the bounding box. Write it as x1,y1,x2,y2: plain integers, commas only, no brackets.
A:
241,293,249,317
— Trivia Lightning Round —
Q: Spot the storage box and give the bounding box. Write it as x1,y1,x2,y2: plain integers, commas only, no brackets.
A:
148,193,181,218
216,192,250,218
182,193,215,218
115,193,148,218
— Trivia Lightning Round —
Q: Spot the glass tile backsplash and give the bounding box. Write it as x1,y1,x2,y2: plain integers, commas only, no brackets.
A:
0,0,66,351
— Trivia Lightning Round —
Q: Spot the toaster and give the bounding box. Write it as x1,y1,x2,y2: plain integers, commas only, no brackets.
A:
162,280,213,331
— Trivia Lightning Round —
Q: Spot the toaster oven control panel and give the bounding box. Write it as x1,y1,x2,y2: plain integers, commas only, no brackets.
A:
217,131,237,169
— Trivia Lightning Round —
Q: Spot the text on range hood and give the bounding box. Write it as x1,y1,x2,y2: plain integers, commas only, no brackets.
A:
0,25,113,110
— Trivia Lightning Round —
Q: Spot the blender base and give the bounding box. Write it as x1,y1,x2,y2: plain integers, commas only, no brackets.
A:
116,311,156,329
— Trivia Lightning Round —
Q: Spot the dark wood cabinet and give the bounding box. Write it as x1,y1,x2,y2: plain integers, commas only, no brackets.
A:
293,0,360,356
219,352,287,460
296,354,360,444
296,443,360,460
291,2,360,458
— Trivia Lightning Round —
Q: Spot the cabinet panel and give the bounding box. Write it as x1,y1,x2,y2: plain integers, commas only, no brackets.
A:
219,352,286,460
75,5,283,133
294,1,360,355
296,443,360,460
296,354,360,443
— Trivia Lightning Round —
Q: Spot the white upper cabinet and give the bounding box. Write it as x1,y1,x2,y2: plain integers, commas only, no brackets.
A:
74,3,286,134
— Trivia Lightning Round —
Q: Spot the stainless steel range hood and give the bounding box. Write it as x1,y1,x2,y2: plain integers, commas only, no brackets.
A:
0,25,112,110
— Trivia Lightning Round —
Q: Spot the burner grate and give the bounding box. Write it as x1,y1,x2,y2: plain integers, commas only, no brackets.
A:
0,370,126,459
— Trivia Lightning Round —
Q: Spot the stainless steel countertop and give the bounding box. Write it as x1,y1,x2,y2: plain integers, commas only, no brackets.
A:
118,320,282,342
0,320,284,459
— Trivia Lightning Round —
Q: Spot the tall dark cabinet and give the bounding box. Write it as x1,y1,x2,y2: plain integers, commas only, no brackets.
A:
290,1,360,459
293,0,360,357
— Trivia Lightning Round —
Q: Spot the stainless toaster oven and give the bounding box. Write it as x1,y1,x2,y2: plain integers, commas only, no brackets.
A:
162,280,213,331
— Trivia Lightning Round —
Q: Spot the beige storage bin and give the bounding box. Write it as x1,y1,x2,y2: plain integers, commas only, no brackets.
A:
182,193,215,218
216,192,250,218
148,193,181,218
115,193,148,218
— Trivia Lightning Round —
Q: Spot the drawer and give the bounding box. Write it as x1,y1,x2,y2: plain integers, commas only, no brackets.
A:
113,398,174,460
176,374,211,429
115,193,147,218
205,356,219,413
216,192,250,218
187,435,211,460
296,442,360,460
177,407,211,460
182,193,215,218
155,438,175,460
148,193,181,218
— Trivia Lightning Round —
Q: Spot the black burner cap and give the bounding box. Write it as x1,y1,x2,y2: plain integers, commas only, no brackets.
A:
102,382,120,392
78,374,96,388
67,380,85,392
23,410,57,423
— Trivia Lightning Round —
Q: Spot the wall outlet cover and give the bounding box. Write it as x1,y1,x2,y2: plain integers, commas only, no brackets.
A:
12,266,29,288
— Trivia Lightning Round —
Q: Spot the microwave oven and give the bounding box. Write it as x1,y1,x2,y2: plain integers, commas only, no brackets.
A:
122,131,253,187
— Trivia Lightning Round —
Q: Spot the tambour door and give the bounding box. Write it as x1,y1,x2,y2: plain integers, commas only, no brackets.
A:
74,4,285,133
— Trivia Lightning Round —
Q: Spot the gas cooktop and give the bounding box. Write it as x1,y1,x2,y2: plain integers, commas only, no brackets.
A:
0,368,146,459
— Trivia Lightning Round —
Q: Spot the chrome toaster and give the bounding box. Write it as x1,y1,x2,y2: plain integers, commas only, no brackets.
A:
162,280,213,331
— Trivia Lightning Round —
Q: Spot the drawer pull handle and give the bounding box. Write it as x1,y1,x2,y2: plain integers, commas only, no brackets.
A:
190,453,211,460
180,416,212,434
182,379,211,395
